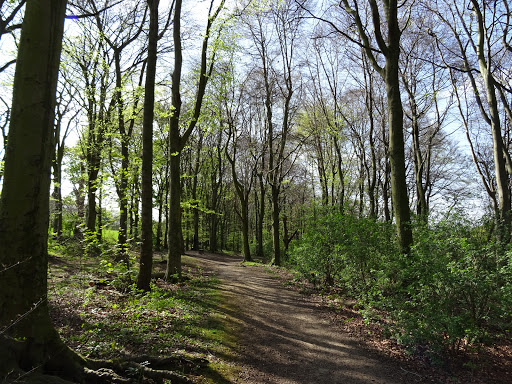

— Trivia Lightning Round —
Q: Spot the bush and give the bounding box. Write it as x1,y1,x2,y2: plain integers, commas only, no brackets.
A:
289,210,512,355
288,210,398,297
382,217,512,353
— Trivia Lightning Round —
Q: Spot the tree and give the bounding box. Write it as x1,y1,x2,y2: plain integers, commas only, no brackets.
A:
0,1,87,380
90,0,147,255
63,17,115,238
225,108,255,262
138,0,160,291
433,0,512,241
339,0,413,253
166,0,225,278
243,0,303,265
51,82,79,239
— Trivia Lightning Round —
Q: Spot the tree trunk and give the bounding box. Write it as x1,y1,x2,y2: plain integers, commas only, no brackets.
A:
386,61,412,253
165,0,224,276
191,133,203,250
166,150,183,278
341,0,412,251
0,1,86,380
52,162,63,239
156,189,164,251
117,137,130,251
240,199,251,262
271,185,281,265
138,0,159,291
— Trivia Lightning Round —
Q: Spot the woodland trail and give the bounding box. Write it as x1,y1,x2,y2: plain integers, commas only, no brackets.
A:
189,252,426,384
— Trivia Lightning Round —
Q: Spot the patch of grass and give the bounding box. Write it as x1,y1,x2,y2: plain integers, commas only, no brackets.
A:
242,261,263,267
101,229,119,243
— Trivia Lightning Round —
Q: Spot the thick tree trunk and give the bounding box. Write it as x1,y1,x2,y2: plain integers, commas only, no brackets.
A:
342,0,412,251
386,63,412,253
209,214,218,252
0,1,87,381
384,2,413,253
118,143,129,251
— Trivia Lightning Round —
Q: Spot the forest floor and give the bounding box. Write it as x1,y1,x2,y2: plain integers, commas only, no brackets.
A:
48,248,511,383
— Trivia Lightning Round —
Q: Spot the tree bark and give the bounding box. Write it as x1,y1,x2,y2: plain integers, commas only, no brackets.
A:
0,1,86,380
386,54,412,252
138,0,159,291
341,0,412,252
255,172,265,259
167,150,183,277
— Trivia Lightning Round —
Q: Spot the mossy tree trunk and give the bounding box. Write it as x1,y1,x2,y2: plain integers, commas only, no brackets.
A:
0,1,86,381
341,0,413,253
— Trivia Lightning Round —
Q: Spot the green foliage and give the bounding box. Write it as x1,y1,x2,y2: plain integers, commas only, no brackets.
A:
54,266,225,361
289,210,512,356
289,210,398,296
379,217,512,354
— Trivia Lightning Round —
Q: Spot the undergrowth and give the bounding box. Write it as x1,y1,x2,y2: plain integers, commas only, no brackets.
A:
47,243,237,383
287,209,512,361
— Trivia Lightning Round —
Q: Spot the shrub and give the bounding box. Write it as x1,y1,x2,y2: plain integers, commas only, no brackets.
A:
379,216,512,354
288,210,398,297
289,210,512,355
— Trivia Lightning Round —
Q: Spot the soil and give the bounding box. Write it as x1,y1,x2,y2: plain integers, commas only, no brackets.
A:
188,251,512,384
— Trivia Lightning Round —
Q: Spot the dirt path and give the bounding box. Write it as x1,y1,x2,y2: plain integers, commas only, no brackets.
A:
189,252,424,384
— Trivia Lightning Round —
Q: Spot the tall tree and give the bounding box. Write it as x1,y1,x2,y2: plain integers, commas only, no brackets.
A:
225,112,255,262
0,0,86,380
138,0,160,291
244,0,303,265
433,0,512,241
91,0,147,255
339,0,413,253
166,0,225,278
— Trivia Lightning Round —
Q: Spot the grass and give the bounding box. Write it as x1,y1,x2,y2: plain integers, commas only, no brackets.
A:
102,228,119,243
47,241,240,383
